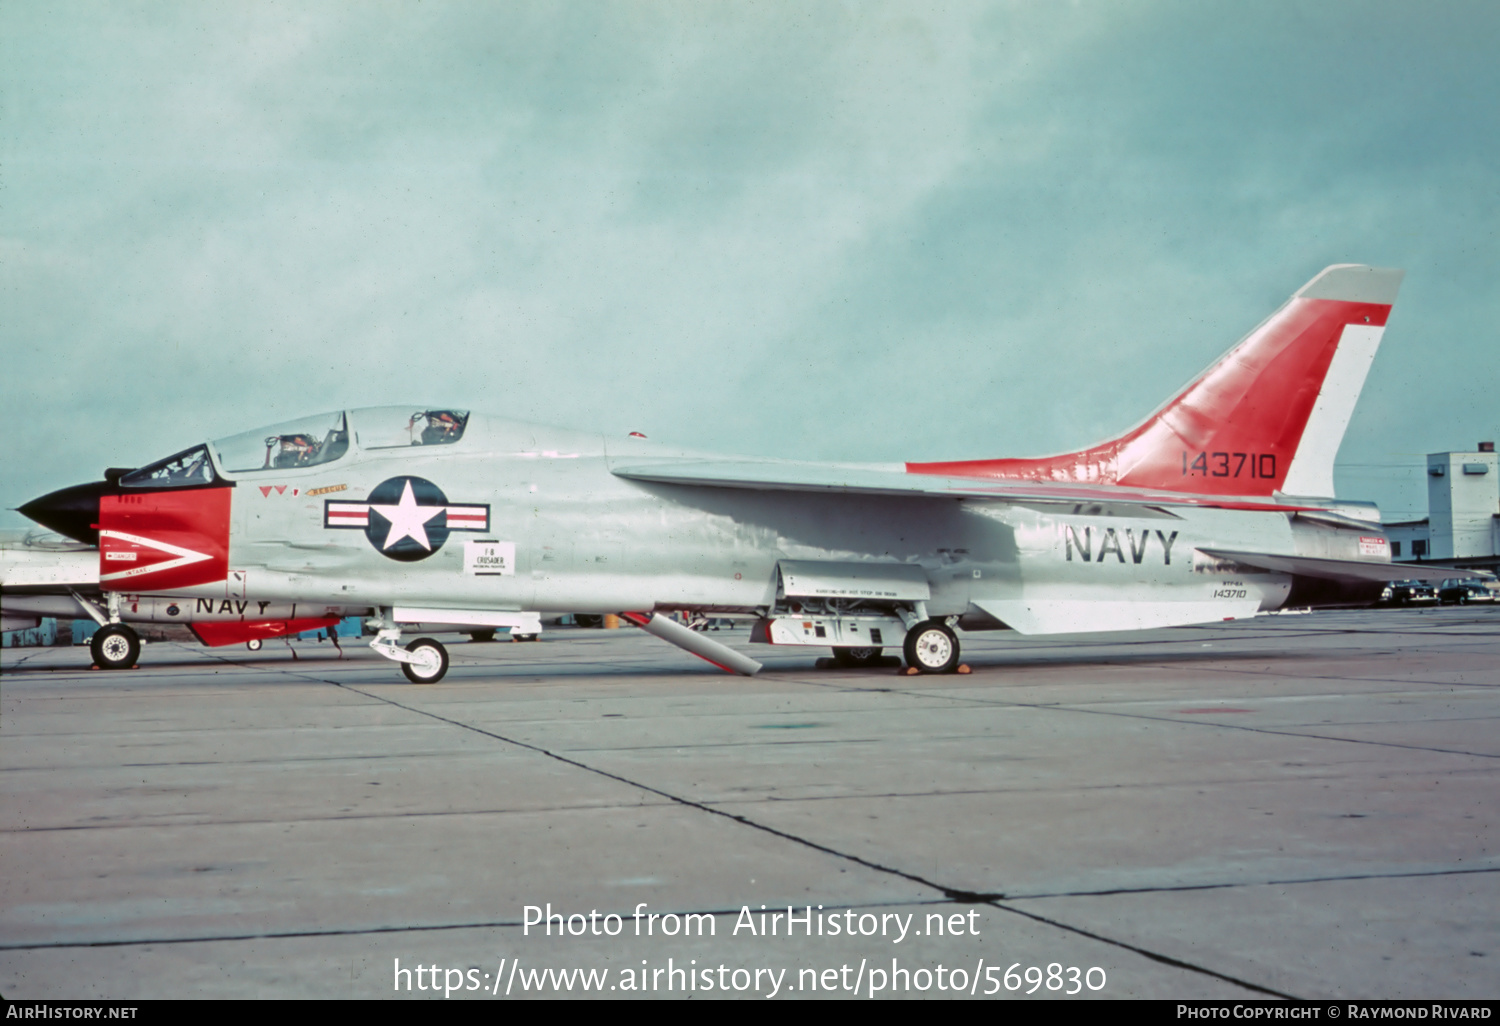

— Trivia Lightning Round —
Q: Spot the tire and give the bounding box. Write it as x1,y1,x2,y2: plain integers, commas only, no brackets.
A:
574,614,604,629
512,633,539,643
903,621,959,674
832,646,882,668
90,624,140,670
401,638,449,684
246,638,263,651
469,629,497,643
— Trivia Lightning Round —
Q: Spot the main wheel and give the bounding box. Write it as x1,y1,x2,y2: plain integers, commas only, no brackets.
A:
903,621,959,674
469,629,497,643
832,646,882,668
401,638,449,684
91,624,141,670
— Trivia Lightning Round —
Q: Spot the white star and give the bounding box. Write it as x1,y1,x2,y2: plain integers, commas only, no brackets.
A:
368,480,442,551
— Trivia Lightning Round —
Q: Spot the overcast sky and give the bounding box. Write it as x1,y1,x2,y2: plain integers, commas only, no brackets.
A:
3,1,1497,527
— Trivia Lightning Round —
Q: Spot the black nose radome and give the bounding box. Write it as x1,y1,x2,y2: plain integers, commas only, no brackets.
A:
17,480,113,545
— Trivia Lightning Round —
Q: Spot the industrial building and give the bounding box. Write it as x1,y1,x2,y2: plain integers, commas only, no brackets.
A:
1385,442,1500,573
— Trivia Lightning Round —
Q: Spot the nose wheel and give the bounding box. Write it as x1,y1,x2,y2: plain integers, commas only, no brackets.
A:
90,624,141,670
903,621,959,674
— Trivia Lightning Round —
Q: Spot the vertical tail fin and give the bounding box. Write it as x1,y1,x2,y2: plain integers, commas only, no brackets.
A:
909,264,1404,498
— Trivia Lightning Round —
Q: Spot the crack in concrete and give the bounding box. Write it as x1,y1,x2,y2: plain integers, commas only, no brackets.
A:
0,898,955,953
1003,863,1500,901
305,669,1302,999
987,901,1295,998
803,677,1500,761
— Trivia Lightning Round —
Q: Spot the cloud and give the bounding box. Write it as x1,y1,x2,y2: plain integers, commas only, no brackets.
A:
2,1,1497,525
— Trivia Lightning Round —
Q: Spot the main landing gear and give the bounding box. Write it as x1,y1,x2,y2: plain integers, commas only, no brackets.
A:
90,623,140,670
400,638,449,684
820,618,963,674
903,620,960,674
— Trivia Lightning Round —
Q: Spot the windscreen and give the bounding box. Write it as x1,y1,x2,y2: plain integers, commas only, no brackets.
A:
119,445,218,488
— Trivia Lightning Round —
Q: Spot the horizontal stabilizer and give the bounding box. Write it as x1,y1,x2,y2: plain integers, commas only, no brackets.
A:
1200,549,1487,585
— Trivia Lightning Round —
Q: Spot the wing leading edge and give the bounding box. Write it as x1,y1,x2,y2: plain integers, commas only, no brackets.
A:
610,460,1325,516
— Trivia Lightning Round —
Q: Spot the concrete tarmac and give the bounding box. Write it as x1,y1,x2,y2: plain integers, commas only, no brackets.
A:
1,607,1497,1000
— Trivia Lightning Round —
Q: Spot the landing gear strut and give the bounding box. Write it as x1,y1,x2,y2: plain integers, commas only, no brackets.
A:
368,614,450,683
903,620,959,674
91,623,140,670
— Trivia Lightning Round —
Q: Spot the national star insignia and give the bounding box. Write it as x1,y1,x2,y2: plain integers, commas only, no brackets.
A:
367,479,443,551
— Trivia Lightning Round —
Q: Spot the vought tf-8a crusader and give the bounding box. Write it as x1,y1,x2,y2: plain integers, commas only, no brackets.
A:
10,265,1474,682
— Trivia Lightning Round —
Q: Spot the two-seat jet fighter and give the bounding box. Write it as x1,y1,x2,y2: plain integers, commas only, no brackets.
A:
12,264,1468,682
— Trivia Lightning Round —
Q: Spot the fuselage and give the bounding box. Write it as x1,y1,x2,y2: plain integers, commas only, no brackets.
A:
152,410,1337,629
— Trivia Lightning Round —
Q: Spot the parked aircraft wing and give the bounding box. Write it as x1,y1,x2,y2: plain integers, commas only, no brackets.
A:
1199,549,1488,584
611,460,1324,515
0,530,99,590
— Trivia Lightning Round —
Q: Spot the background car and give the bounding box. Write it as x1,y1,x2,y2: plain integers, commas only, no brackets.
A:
1438,579,1496,604
1385,580,1439,605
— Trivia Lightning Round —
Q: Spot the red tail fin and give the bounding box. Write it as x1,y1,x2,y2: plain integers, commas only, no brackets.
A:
908,265,1403,498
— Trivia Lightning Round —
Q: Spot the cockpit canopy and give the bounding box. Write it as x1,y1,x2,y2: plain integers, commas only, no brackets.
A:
209,408,470,474
357,408,470,450
213,411,350,472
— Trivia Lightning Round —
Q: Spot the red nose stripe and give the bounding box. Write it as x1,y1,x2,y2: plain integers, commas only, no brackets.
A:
98,487,231,591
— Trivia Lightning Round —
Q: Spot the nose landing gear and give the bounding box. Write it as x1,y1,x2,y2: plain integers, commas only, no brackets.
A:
90,623,141,670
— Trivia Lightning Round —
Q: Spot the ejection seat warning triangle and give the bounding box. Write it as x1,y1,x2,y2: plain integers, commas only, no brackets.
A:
465,540,514,576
